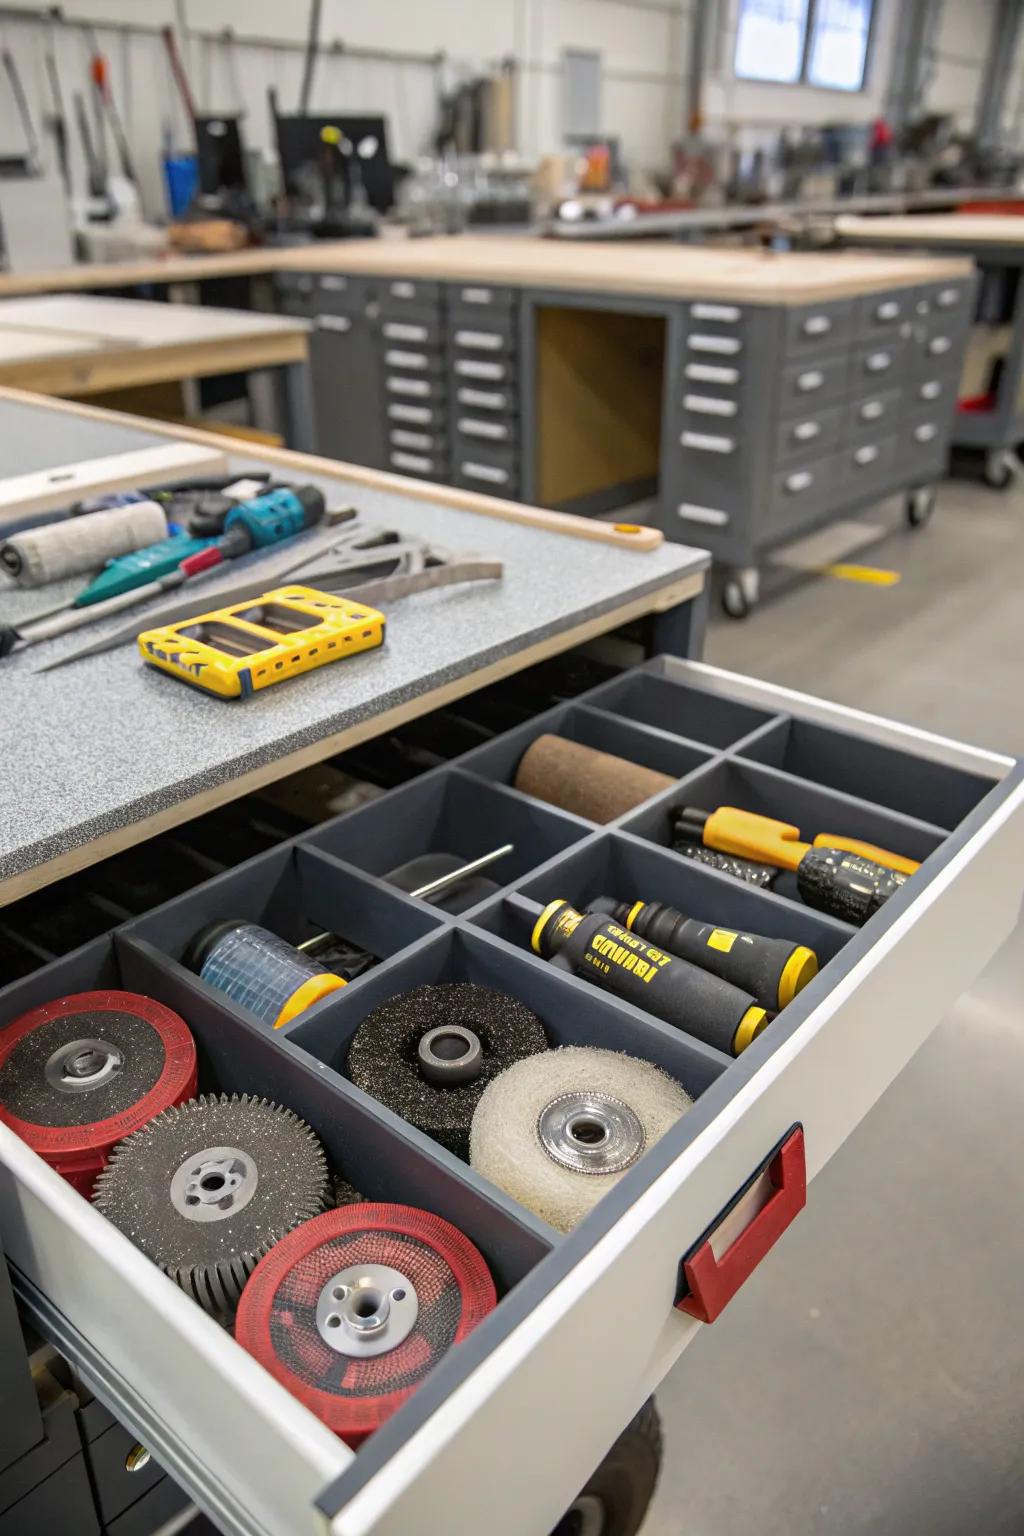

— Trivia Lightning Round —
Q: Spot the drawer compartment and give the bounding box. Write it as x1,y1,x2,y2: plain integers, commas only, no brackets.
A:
767,454,833,527
779,354,847,411
388,450,450,479
452,357,516,385
455,384,518,414
453,440,518,479
910,372,957,409
385,375,448,402
390,427,450,454
776,404,843,463
379,279,443,318
387,400,446,429
382,348,446,376
849,339,906,388
837,433,898,491
857,289,910,337
450,285,517,313
784,299,854,357
451,317,518,350
380,317,445,348
844,387,903,439
454,416,518,445
1,656,1021,1536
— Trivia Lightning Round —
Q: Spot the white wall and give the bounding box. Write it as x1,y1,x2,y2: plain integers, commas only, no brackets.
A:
0,0,1005,221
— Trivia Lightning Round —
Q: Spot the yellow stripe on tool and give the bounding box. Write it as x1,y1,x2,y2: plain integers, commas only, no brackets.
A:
821,563,901,586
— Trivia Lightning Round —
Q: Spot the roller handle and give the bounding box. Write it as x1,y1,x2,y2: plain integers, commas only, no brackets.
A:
608,899,817,1013
533,901,768,1057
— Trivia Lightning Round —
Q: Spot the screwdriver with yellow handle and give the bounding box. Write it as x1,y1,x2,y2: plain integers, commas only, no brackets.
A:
673,806,916,926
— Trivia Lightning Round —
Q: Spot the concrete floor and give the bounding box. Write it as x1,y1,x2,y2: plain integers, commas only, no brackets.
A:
641,471,1024,1535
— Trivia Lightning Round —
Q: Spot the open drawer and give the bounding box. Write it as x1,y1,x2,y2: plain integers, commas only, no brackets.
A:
1,655,1022,1536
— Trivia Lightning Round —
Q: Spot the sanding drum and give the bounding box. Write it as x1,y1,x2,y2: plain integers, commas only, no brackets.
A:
346,982,549,1156
0,500,168,586
470,1046,691,1233
0,991,197,1194
514,735,674,824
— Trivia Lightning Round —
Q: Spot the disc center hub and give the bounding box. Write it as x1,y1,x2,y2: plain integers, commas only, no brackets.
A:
169,1144,258,1223
316,1264,419,1356
417,1024,483,1086
537,1091,646,1175
45,1037,124,1094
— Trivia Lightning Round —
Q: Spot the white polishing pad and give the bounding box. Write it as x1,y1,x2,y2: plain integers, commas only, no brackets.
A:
469,1046,692,1233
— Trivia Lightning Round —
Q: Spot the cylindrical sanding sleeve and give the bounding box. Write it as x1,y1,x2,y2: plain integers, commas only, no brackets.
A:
0,500,168,586
514,734,674,823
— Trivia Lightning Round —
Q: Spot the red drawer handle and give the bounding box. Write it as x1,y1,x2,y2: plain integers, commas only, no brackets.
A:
675,1125,806,1324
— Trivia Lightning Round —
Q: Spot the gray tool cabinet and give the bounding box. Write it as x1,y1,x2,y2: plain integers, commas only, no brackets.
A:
2,646,1023,1536
276,265,975,618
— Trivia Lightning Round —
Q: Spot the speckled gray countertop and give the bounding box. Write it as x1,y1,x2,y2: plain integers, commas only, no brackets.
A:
0,398,706,890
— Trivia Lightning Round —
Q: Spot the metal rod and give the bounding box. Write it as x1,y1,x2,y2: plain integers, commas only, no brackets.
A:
411,843,514,900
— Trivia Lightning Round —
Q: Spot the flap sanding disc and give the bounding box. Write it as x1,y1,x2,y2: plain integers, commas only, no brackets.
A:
234,1202,496,1445
514,736,674,824
469,1046,692,1233
346,983,549,1157
0,991,197,1192
93,1094,331,1317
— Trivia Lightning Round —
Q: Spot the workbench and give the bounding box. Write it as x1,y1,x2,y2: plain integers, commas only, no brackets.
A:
837,213,1024,486
0,387,1022,1536
0,295,315,452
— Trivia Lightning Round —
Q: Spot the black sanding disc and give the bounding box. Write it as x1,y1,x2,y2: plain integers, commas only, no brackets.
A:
234,1203,496,1445
0,991,197,1161
93,1093,331,1317
346,983,549,1157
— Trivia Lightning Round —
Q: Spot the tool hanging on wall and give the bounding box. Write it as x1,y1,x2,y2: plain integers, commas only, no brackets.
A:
672,806,916,926
84,25,136,185
531,900,770,1057
185,920,352,1028
93,1094,332,1317
346,983,550,1157
234,1202,497,1446
1,48,41,176
0,992,197,1195
0,501,168,587
470,1046,691,1233
595,898,819,1015
514,735,674,824
43,39,71,194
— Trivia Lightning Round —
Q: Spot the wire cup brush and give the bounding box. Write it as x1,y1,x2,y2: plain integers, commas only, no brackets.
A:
93,1093,331,1317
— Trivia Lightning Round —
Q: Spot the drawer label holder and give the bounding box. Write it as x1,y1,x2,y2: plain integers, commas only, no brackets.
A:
675,1124,806,1323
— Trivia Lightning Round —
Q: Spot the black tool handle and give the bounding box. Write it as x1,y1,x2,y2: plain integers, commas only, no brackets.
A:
534,903,766,1056
796,847,906,926
609,900,817,1013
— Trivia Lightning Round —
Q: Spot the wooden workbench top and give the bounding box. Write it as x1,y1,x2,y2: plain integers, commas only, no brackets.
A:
836,212,1024,249
0,235,973,305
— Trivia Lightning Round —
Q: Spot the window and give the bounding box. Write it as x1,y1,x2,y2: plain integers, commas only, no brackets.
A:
734,0,874,91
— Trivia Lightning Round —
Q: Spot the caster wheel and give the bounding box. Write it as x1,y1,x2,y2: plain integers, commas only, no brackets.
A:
984,453,1013,490
721,569,758,619
905,486,936,528
549,1400,663,1536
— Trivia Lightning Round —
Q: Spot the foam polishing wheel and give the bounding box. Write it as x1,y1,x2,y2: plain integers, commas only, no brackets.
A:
470,1046,692,1233
93,1094,331,1317
0,991,197,1193
234,1202,496,1445
346,983,549,1157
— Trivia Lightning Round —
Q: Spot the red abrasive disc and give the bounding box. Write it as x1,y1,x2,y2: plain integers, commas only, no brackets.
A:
234,1202,496,1445
0,991,198,1192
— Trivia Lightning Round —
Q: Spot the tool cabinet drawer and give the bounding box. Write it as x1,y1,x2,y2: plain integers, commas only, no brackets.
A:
836,432,898,492
387,449,450,480
848,339,906,389
452,440,519,481
906,326,966,377
767,453,834,529
379,317,446,348
775,404,844,463
382,348,446,377
451,356,516,385
901,411,949,478
454,416,519,445
384,375,448,403
379,280,443,318
856,289,911,337
910,372,957,410
454,384,519,415
450,317,518,351
274,274,317,319
315,275,377,317
449,284,517,314
1,659,1021,1536
779,353,848,412
916,279,973,324
844,387,903,440
386,400,446,431
783,299,854,357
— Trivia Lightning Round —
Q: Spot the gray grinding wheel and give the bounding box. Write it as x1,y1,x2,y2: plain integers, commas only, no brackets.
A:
93,1094,331,1317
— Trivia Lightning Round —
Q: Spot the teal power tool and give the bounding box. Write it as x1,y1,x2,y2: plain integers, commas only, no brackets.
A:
73,486,326,606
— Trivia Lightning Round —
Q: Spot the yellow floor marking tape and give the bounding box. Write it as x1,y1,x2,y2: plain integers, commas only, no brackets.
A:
821,563,901,586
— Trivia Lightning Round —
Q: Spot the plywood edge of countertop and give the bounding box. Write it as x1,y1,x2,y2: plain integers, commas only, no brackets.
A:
836,213,1024,248
0,236,974,303
0,386,669,552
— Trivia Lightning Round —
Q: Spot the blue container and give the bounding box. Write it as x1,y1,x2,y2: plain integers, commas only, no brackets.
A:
163,153,199,218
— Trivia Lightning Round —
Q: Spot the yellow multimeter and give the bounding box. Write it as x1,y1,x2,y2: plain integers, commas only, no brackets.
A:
137,585,386,699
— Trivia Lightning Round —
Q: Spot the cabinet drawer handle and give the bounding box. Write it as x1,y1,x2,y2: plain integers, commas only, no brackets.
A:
461,287,496,303
462,461,509,484
458,418,508,440
854,443,879,465
914,422,938,443
792,420,820,441
690,303,740,323
391,451,434,473
456,359,505,380
455,329,504,351
688,334,741,355
785,470,813,493
859,399,884,421
320,275,347,291
458,387,506,409
387,378,430,397
865,351,891,373
315,314,351,333
928,335,952,355
391,429,433,450
936,287,960,308
385,349,429,370
875,299,900,321
919,379,941,400
676,1126,806,1325
683,393,737,417
796,369,824,392
802,313,831,336
390,281,417,298
383,322,428,342
681,431,735,454
388,403,432,424
685,362,740,385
